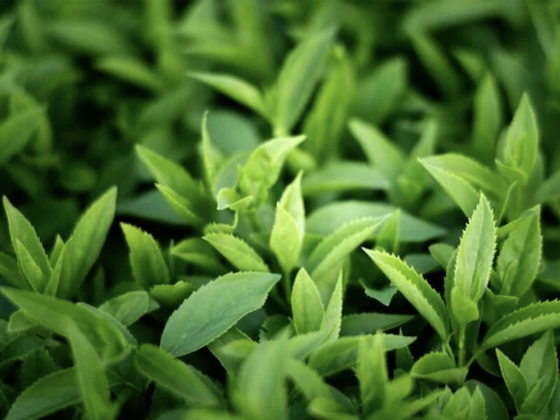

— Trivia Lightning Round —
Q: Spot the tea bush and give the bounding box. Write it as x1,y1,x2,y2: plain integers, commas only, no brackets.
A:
1,1,560,419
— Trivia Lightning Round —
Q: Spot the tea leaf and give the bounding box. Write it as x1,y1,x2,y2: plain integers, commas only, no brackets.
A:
233,340,287,420
364,250,448,340
189,72,268,118
0,109,44,165
472,73,503,162
274,29,335,135
270,173,304,274
161,272,280,356
97,56,166,93
58,187,117,298
349,118,405,181
291,269,324,335
496,213,541,297
454,194,496,302
3,197,51,292
496,349,527,408
67,322,118,420
135,344,222,407
203,233,269,272
121,223,171,289
340,313,413,336
411,352,467,385
482,301,560,349
358,334,387,415
99,291,160,327
320,273,343,343
302,162,389,195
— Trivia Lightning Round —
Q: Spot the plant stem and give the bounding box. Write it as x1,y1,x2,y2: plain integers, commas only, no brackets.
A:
458,327,466,367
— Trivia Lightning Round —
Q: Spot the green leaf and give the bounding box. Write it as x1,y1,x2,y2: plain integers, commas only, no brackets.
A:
171,238,226,274
472,72,503,162
499,94,539,183
233,340,287,420
3,197,51,292
1,288,126,361
304,45,354,162
301,162,389,196
208,328,252,376
270,173,304,274
121,223,171,289
355,58,407,125
286,358,332,401
135,344,222,407
376,210,400,254
320,272,343,343
5,368,120,420
358,334,387,415
189,72,268,118
136,145,206,208
156,184,206,226
349,118,405,181
496,213,541,297
340,313,413,336
273,28,335,135
99,291,160,327
411,33,461,97
481,301,560,350
363,250,448,340
453,194,496,302
0,109,44,165
496,349,527,408
200,111,223,191
519,331,558,414
161,272,280,356
429,243,455,269
291,269,324,335
58,187,117,298
97,56,166,93
0,252,27,289
419,157,481,216
203,233,269,272
411,352,467,385
238,135,305,204
67,322,118,420
306,218,381,292
307,201,445,243
309,334,416,377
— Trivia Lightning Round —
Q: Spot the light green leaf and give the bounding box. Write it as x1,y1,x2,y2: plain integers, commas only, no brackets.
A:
376,210,400,254
355,58,407,125
135,344,222,407
67,322,118,420
304,45,354,162
291,269,324,335
286,358,332,401
482,300,560,349
496,349,527,408
136,145,206,207
156,184,206,226
358,334,387,416
238,135,305,204
188,72,268,118
499,94,539,182
0,252,27,289
5,368,120,420
429,243,455,269
1,288,126,361
99,291,160,327
172,238,226,274
58,187,117,298
121,223,171,289
307,201,445,243
161,272,280,356
309,334,416,377
497,213,541,297
302,162,389,196
419,157,480,216
340,313,413,336
271,173,304,274
200,112,223,191
233,340,287,420
349,118,405,181
3,197,51,292
207,328,252,375
203,233,269,272
454,194,496,302
306,218,381,286
97,56,166,93
0,109,44,165
472,72,503,162
411,352,467,385
320,273,343,343
363,250,448,340
274,29,335,135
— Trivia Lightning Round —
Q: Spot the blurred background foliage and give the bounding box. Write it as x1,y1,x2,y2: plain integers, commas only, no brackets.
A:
0,0,560,299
